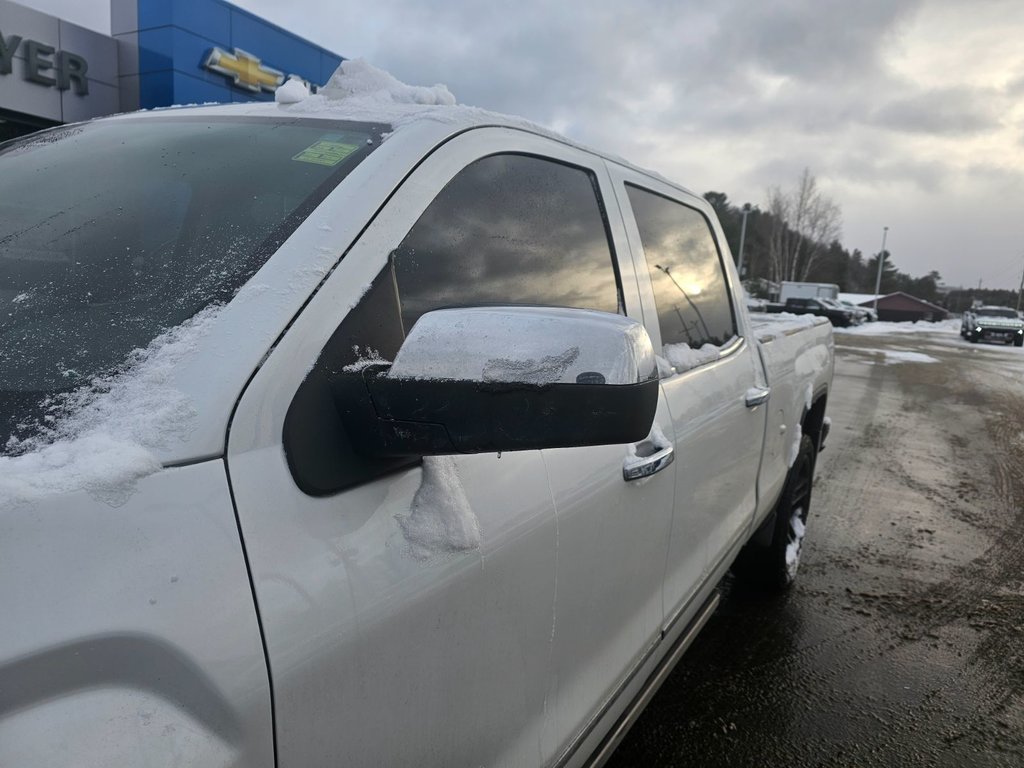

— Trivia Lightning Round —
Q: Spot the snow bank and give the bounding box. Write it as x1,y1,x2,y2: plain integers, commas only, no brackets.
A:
837,346,940,364
835,319,959,336
1,306,220,508
883,350,939,364
396,456,481,560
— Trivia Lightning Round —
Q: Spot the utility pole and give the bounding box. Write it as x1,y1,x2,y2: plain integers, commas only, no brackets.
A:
873,226,888,313
1017,258,1024,312
736,203,751,281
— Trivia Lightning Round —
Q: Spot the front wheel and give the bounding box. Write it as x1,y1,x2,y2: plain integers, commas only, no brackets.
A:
735,434,816,591
1015,336,1023,348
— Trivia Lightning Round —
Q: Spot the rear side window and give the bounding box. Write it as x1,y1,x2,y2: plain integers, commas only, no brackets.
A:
626,184,736,348
286,151,623,495
392,153,621,332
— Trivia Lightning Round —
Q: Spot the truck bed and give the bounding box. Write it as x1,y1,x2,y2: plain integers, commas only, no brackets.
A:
749,313,835,527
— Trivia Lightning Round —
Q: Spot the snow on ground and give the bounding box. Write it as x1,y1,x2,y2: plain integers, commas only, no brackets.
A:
836,347,940,364
834,319,960,336
0,306,222,508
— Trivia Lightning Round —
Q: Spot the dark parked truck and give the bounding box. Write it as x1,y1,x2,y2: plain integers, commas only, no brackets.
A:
961,306,1024,346
0,61,834,768
767,297,855,327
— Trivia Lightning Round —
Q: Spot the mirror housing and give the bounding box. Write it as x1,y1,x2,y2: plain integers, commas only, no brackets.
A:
334,306,659,457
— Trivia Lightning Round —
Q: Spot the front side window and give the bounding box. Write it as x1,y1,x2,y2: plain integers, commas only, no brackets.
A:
286,151,623,495
626,184,736,349
1,116,383,449
392,153,621,331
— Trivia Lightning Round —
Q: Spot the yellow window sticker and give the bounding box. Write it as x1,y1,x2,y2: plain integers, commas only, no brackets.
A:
293,138,359,166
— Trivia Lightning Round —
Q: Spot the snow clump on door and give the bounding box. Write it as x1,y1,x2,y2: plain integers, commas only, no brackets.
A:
396,456,481,560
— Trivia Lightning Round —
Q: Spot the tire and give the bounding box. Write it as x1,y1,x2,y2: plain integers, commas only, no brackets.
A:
1015,337,1023,348
735,434,816,591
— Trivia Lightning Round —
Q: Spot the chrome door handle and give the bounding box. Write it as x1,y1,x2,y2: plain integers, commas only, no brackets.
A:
745,387,771,408
623,444,675,481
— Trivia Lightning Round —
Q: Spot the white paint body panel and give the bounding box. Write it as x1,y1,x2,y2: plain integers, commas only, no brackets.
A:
0,462,272,768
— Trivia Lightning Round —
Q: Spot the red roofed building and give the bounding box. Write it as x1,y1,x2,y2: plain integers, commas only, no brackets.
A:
854,292,948,323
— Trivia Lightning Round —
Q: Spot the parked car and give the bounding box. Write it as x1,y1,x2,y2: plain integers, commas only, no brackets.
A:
836,299,876,322
961,306,1024,346
767,297,855,327
820,298,865,325
0,87,834,768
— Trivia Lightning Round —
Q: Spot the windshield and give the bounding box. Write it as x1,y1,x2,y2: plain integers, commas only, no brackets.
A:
977,307,1018,318
1,115,384,451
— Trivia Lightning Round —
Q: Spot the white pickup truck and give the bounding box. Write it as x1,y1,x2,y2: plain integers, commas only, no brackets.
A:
961,305,1024,346
0,64,834,768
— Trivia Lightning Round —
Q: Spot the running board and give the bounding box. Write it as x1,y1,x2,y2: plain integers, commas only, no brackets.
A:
583,591,721,768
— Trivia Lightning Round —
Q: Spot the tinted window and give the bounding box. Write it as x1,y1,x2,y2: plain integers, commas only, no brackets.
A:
392,153,620,332
626,184,736,348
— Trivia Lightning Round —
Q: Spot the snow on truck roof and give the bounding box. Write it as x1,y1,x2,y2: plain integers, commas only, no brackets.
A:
113,59,691,197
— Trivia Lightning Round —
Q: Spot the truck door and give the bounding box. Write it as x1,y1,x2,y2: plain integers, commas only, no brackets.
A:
608,167,767,626
226,129,673,767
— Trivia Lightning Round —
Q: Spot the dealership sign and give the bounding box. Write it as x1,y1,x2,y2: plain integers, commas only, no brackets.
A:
204,47,284,93
0,30,89,95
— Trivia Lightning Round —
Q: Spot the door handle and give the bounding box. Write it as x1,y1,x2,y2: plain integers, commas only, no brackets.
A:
623,444,675,481
745,386,771,408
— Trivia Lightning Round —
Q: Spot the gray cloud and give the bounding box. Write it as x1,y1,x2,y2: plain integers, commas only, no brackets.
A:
870,87,1003,135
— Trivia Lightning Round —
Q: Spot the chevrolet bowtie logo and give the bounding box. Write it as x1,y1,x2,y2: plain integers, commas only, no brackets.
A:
204,47,284,93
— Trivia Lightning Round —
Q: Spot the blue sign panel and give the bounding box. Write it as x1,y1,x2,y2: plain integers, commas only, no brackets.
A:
113,0,344,109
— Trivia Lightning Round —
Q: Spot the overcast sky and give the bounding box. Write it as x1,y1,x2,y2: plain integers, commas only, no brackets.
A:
25,0,1024,289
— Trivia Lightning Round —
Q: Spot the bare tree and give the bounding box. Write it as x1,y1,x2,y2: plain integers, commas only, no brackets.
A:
765,168,842,284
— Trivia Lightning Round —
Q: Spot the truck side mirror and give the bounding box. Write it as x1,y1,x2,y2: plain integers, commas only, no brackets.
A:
333,306,659,456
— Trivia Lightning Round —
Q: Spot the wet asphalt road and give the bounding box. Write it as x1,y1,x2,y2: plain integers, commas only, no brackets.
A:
607,322,1024,768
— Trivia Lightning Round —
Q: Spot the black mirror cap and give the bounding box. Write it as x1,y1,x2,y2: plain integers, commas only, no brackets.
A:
334,365,658,457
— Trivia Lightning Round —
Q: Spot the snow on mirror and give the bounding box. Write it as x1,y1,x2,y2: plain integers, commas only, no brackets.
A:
388,306,657,386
